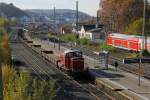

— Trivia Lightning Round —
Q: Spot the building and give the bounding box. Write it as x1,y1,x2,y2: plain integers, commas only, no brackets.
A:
79,24,104,42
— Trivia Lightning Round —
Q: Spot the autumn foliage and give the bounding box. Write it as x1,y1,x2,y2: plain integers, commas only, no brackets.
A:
0,17,10,65
2,65,56,100
97,0,149,33
0,32,10,65
0,17,56,100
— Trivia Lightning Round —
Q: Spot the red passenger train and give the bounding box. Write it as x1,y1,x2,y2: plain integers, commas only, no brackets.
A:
107,33,150,52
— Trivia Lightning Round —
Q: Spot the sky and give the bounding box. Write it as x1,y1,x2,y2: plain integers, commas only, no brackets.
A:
0,0,100,16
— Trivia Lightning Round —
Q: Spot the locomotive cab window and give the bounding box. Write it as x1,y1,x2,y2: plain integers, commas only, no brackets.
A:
66,51,82,58
74,51,82,57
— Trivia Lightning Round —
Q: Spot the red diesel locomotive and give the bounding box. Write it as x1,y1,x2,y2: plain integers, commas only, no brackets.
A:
57,49,88,74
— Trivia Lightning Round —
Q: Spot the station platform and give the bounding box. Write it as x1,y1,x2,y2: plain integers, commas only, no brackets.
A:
90,67,150,100
26,38,150,100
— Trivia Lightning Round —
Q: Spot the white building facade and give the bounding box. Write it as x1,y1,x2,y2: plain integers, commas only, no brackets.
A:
79,25,104,42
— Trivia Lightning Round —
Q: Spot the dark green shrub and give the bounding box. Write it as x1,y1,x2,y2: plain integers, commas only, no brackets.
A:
79,38,90,45
100,43,115,52
62,34,77,42
125,18,143,34
88,41,99,46
3,66,56,100
142,50,150,57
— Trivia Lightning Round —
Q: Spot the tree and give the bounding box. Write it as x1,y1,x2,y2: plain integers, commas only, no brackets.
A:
0,17,9,29
125,18,143,34
98,0,145,32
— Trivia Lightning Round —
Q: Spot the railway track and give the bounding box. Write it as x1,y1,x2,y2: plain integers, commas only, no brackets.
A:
24,28,150,79
10,41,115,100
60,42,150,79
109,56,150,79
26,43,116,100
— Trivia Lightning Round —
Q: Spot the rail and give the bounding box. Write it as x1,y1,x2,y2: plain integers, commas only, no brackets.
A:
60,42,150,79
20,40,115,100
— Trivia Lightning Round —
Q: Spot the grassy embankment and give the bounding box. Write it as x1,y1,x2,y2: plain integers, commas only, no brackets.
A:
48,33,139,58
0,17,56,100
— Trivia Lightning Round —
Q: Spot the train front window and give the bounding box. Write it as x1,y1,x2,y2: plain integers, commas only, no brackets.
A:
73,51,82,57
67,51,82,58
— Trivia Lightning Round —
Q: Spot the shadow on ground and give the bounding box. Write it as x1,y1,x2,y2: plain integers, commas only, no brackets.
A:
90,68,125,79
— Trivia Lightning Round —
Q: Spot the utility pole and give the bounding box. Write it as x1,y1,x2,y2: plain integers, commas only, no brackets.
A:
53,6,56,48
76,0,79,33
142,0,148,49
54,6,56,25
142,0,146,35
145,0,148,50
138,0,147,86
139,53,142,86
53,6,56,32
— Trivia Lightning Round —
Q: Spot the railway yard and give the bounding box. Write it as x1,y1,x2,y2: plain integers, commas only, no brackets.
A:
9,30,150,100
2,0,150,99
31,39,150,100
9,34,115,100
61,43,150,79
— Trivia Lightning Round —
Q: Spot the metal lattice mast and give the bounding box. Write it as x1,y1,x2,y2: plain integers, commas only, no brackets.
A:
76,1,79,32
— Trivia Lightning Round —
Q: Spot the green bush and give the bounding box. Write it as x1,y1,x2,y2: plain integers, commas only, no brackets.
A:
88,41,99,46
1,17,55,100
125,18,150,35
79,38,90,45
100,43,115,52
142,50,150,57
0,18,10,65
126,52,139,58
0,17,9,27
3,65,56,100
61,34,77,42
125,18,143,34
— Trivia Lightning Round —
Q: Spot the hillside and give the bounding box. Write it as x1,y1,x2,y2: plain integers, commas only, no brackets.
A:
25,9,92,22
0,3,28,18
